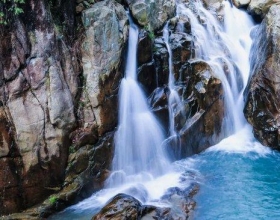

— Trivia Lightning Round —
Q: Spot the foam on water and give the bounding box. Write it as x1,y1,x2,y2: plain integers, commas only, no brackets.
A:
208,125,271,155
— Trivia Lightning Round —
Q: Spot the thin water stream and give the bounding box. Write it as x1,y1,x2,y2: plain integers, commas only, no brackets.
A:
51,0,280,219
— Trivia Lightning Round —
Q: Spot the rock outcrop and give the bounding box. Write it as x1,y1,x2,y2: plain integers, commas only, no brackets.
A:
244,5,280,150
0,0,77,214
80,0,128,136
0,0,127,215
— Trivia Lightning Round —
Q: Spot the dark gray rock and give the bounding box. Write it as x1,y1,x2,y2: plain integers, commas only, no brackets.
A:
244,5,280,150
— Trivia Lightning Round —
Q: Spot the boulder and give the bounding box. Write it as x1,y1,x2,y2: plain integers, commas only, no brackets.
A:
244,5,280,150
203,0,224,13
248,0,280,17
92,183,198,220
233,0,250,8
92,194,142,220
126,0,176,31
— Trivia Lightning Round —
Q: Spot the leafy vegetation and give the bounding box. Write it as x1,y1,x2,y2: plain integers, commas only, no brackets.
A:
0,0,25,25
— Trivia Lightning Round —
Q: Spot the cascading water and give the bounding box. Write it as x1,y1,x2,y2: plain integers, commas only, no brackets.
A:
175,1,280,218
163,23,186,136
177,0,253,134
106,16,170,186
51,1,280,219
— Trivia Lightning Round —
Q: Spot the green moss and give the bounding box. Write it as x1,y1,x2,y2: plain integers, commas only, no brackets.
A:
144,24,155,41
49,195,58,205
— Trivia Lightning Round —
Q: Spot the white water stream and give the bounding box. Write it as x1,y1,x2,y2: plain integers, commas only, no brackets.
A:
177,0,253,134
106,16,170,187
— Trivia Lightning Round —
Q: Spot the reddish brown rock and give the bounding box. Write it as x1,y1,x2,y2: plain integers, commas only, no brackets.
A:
0,0,127,215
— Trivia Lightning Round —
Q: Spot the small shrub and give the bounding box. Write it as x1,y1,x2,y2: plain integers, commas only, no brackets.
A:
0,0,25,25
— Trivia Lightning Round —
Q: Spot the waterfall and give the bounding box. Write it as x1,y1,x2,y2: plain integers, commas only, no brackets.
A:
176,0,254,135
106,16,170,187
52,2,269,219
163,23,186,137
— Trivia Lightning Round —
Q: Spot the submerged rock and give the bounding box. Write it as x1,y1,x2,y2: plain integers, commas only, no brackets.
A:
244,5,280,150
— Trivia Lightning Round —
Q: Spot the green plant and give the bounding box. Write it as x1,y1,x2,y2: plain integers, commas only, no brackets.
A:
144,24,155,41
0,0,25,25
49,195,58,205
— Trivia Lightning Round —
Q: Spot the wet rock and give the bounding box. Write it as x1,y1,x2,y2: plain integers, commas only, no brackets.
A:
153,37,170,87
6,132,114,219
202,0,224,14
244,5,280,150
138,62,157,94
92,182,198,220
233,0,250,8
148,87,170,131
149,87,169,109
92,193,142,220
160,185,198,219
138,29,153,66
170,33,193,81
164,60,225,158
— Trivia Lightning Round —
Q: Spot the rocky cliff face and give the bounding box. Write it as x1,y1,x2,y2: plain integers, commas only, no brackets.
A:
0,0,77,214
244,5,280,150
0,0,127,215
